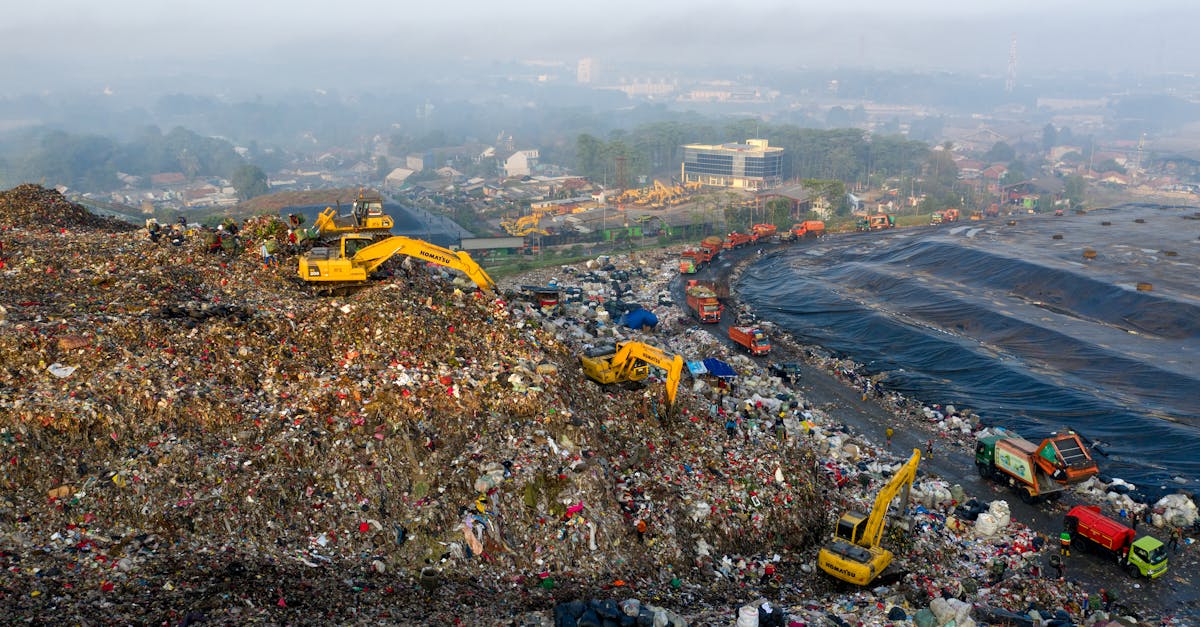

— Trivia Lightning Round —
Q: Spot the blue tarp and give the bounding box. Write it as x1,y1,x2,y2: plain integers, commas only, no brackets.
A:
702,358,737,378
621,308,658,330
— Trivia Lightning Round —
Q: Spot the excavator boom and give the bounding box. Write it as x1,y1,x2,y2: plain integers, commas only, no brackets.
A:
818,449,921,585
580,341,683,409
299,235,495,294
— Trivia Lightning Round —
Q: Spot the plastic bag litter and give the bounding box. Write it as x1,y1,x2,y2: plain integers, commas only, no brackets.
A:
47,363,77,378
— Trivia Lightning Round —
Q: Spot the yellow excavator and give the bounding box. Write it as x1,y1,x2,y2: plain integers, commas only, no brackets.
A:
312,190,395,238
298,234,496,295
817,449,922,585
579,341,684,410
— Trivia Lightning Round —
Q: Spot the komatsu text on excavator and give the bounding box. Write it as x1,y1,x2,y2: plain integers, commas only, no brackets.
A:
579,341,684,410
298,234,496,296
818,449,921,585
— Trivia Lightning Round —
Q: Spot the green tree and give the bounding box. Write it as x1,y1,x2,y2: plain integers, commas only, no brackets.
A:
766,198,792,226
984,141,1016,164
231,164,269,200
1002,160,1027,185
1064,174,1086,207
1041,124,1058,152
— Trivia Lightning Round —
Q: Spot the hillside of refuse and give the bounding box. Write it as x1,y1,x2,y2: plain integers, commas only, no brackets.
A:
2,185,1196,625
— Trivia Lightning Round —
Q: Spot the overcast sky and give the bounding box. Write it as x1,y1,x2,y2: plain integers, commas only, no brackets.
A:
2,0,1198,94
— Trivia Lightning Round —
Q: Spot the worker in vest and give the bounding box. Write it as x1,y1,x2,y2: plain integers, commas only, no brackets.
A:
1059,530,1072,556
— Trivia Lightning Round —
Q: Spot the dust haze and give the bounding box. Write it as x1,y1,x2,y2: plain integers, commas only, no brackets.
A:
1,0,1197,97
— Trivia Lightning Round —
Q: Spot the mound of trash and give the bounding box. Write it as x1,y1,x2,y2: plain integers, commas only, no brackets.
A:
0,223,834,624
0,184,135,230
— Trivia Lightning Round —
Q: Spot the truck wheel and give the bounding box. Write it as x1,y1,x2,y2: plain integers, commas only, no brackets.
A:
1019,489,1035,504
1125,563,1140,579
976,463,991,478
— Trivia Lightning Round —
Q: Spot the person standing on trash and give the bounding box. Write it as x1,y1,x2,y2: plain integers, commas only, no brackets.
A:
1168,525,1181,553
925,438,934,459
1101,587,1116,613
885,427,894,448
725,416,738,440
1059,529,1072,556
260,240,278,268
635,518,647,544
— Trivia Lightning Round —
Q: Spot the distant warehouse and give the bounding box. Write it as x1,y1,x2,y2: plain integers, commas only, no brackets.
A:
680,138,784,191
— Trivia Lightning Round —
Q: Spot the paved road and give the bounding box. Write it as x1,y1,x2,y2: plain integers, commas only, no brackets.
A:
671,236,1199,621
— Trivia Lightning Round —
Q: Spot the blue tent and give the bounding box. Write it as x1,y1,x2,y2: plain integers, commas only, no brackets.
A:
621,307,659,330
702,357,737,378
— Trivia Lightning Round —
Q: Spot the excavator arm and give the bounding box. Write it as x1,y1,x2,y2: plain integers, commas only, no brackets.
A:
861,449,921,548
818,449,921,585
611,341,684,409
351,236,496,293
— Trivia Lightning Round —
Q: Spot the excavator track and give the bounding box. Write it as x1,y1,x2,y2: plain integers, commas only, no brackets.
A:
310,281,371,297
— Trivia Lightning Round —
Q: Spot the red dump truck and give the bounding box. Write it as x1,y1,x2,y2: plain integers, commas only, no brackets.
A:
751,223,778,242
729,326,770,355
678,250,701,274
1064,505,1168,579
685,281,723,323
724,231,753,250
792,221,826,238
698,236,723,263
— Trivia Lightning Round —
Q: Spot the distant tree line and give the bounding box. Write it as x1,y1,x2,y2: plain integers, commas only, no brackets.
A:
573,120,932,192
0,125,258,193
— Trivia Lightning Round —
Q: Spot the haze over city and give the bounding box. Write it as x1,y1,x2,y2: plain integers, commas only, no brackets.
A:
2,0,1198,96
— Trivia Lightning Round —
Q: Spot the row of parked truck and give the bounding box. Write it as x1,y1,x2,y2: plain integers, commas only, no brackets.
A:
678,221,826,275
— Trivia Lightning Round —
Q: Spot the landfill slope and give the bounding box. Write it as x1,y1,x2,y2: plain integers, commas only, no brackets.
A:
0,189,834,624
2,187,1196,625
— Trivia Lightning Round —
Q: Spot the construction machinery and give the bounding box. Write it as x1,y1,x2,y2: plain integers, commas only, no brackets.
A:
818,449,922,585
312,190,395,238
579,341,684,410
298,234,496,295
500,209,552,237
974,428,1099,503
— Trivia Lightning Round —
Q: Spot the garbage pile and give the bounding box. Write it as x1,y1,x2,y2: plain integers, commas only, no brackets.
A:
0,190,1193,625
0,184,135,231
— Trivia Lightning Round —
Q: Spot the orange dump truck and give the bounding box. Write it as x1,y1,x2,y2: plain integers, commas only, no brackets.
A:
729,326,770,355
678,249,701,274
751,223,778,242
724,231,753,249
975,429,1099,503
685,281,723,323
698,236,723,263
792,221,826,238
